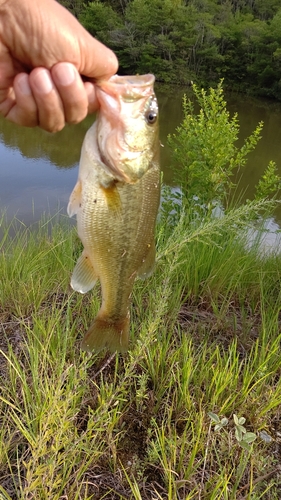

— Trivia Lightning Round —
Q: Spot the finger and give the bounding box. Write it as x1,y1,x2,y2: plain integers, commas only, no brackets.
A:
84,81,99,115
76,30,118,80
51,63,88,124
7,73,38,127
29,67,65,133
0,86,16,119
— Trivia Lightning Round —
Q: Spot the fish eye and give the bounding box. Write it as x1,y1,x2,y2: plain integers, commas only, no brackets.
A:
145,111,157,125
145,97,158,125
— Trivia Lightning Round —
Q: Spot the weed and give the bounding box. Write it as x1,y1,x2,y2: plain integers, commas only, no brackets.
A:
209,412,257,451
1,82,281,498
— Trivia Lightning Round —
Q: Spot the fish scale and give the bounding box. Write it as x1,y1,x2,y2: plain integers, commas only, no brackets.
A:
68,74,160,353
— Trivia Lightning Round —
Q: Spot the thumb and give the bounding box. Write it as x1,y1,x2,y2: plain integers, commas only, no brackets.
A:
77,32,118,81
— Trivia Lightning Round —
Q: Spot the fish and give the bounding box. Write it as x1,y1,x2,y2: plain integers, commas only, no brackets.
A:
67,74,160,353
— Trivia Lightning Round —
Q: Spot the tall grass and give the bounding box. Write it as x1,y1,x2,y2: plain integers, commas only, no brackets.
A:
1,198,281,499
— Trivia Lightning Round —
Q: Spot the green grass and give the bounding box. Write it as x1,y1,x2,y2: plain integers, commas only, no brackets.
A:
0,204,281,499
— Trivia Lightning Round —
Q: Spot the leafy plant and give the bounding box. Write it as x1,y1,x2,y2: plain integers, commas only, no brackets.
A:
209,412,257,451
167,81,264,215
208,412,229,432
1,201,281,497
255,160,281,200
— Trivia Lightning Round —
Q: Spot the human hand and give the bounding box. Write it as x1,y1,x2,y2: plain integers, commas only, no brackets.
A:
0,0,118,132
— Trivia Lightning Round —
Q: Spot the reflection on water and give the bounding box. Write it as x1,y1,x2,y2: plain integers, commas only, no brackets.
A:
0,138,77,225
0,115,92,168
0,115,94,226
1,86,281,230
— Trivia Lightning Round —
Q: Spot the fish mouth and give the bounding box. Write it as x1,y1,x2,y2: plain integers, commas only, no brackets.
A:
96,74,155,100
96,74,156,184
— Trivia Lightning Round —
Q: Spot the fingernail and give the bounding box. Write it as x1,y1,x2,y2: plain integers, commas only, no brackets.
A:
53,63,76,86
16,74,32,95
33,69,53,94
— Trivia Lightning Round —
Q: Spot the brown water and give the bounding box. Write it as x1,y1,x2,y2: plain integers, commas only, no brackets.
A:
1,86,281,226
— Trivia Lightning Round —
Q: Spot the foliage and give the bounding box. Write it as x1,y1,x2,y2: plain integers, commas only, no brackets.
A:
1,74,281,498
165,81,278,221
1,196,281,497
64,0,281,98
255,160,281,200
58,0,87,18
209,412,257,451
79,1,123,47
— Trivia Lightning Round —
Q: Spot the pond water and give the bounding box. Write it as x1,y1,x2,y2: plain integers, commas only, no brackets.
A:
1,85,281,229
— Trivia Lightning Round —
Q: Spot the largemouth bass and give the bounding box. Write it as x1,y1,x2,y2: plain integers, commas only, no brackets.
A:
67,74,160,353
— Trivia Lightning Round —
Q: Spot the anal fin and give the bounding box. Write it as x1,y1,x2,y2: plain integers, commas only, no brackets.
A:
71,250,97,293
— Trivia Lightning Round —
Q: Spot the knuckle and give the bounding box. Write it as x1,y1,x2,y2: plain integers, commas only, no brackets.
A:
67,109,87,125
42,121,65,133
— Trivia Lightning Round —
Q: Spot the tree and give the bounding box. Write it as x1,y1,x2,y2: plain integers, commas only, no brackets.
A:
58,0,87,18
72,0,281,99
79,1,123,47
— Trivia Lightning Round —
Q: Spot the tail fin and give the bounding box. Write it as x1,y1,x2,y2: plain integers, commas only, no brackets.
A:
81,313,130,353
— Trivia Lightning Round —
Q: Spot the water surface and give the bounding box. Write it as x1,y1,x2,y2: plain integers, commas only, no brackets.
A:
1,87,281,226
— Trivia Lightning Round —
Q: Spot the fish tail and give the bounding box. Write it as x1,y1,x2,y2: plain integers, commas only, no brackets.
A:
81,312,130,353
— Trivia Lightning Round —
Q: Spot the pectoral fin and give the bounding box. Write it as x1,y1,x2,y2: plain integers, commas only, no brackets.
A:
101,183,122,214
137,241,156,279
67,180,82,218
71,251,98,293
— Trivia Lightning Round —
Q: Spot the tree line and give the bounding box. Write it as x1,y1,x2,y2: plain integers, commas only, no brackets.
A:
59,0,281,100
